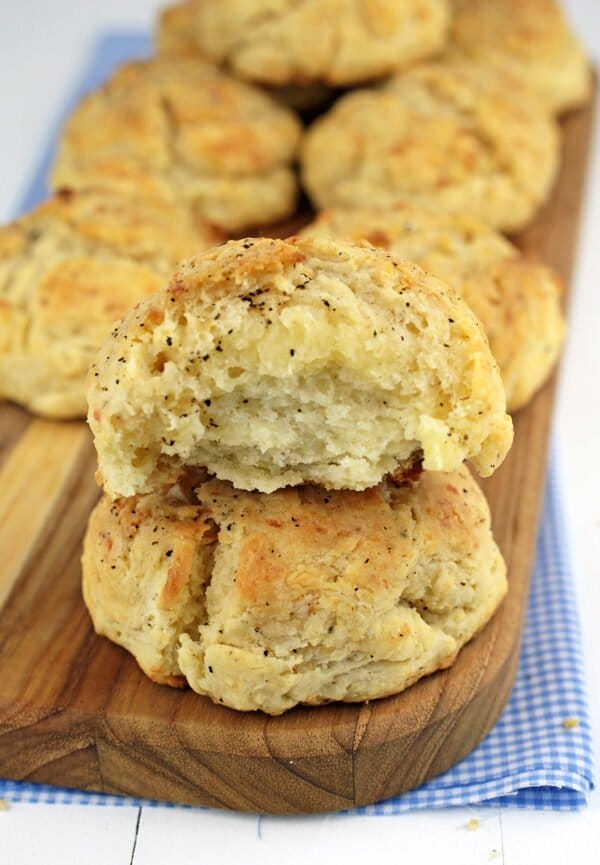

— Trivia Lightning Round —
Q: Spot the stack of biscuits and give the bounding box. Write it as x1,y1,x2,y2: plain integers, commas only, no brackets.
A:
82,234,513,714
0,1,592,713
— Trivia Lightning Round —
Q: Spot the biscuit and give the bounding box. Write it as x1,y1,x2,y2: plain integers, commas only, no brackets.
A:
51,57,302,232
87,235,513,497
301,60,560,233
0,189,221,418
155,1,336,113
192,0,450,87
156,0,200,58
302,207,565,411
82,465,507,714
448,0,591,115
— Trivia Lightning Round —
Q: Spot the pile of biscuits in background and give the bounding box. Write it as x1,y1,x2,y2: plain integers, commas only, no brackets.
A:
0,0,592,714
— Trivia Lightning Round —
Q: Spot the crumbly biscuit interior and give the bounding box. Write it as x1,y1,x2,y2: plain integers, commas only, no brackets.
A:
88,239,512,496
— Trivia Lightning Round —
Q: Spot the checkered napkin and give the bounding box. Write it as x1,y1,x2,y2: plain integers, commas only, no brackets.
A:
363,452,596,812
0,34,595,812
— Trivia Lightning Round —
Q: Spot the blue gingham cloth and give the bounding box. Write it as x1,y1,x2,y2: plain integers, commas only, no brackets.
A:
0,34,595,812
366,452,596,812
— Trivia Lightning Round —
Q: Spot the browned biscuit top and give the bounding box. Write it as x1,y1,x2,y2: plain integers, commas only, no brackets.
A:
448,0,591,114
192,0,451,86
0,189,220,418
51,56,303,231
301,60,560,233
82,466,507,713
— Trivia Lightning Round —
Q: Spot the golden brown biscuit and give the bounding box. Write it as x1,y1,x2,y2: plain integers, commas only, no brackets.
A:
192,0,450,86
302,207,565,411
301,60,560,233
82,465,507,714
87,235,512,497
51,57,302,232
0,189,221,418
448,0,591,115
156,0,200,57
155,0,337,113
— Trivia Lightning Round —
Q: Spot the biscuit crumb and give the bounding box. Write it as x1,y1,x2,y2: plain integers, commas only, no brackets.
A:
466,817,480,831
562,717,580,729
0,799,8,812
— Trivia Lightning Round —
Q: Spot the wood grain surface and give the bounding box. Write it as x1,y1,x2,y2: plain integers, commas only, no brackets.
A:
0,93,595,815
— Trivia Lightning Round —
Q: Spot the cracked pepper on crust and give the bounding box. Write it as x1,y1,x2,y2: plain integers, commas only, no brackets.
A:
50,56,302,232
301,60,560,233
447,0,591,116
87,235,513,498
191,0,450,87
302,206,566,412
81,465,507,715
0,189,221,419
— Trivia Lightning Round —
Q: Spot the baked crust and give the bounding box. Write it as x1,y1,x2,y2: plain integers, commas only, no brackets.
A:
156,0,200,58
301,60,560,233
82,466,507,714
156,0,337,113
448,0,591,115
0,189,221,418
51,56,302,232
192,0,450,86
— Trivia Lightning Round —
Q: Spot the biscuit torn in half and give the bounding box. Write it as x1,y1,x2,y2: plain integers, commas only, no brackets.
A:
82,466,507,715
88,236,512,496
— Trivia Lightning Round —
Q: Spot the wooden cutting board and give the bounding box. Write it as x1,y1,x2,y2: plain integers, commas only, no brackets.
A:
0,93,594,816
